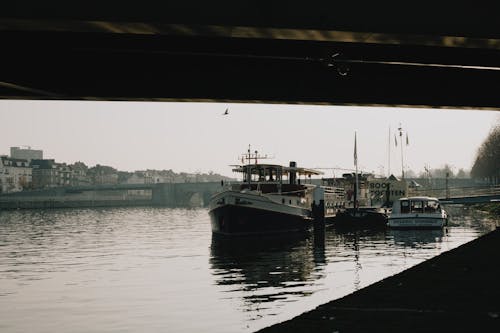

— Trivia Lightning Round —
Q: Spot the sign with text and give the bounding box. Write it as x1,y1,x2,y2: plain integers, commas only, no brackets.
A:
369,179,408,206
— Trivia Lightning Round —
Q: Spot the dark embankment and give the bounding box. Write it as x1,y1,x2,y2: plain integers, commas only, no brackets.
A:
258,228,500,332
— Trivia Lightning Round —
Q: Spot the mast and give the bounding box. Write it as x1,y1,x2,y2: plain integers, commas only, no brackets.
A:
398,124,405,179
387,126,391,177
354,131,359,209
246,144,252,184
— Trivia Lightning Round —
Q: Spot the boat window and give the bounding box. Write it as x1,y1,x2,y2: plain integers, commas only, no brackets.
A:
425,200,439,212
250,167,260,182
410,200,423,213
267,167,279,182
400,200,410,213
258,169,265,181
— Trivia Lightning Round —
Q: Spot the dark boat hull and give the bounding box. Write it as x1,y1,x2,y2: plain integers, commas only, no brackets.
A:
209,204,312,236
333,208,388,229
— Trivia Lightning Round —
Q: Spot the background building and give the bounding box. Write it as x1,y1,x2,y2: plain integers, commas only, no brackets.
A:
31,159,58,189
70,162,90,186
0,156,32,193
10,146,43,162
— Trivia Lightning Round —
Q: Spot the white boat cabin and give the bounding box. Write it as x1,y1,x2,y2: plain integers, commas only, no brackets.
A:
388,196,447,229
391,196,443,215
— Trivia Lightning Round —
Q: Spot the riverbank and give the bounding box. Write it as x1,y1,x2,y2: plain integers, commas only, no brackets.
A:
258,227,500,332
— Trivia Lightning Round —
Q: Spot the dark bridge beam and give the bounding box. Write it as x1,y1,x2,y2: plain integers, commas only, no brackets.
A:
2,2,500,109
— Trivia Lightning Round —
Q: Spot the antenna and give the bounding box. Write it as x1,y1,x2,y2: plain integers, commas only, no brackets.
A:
240,145,272,164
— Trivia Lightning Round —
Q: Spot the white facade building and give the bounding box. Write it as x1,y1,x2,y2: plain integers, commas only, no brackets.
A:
0,156,32,193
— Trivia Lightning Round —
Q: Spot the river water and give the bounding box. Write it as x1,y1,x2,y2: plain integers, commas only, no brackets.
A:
0,207,497,333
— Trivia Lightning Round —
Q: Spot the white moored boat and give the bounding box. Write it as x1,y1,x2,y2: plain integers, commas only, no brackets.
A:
388,196,447,229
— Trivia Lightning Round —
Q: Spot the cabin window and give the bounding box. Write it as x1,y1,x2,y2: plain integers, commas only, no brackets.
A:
410,201,423,213
267,168,275,182
425,200,439,213
400,200,410,213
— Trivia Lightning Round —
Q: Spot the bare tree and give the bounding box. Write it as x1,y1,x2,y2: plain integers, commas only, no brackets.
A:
471,123,500,184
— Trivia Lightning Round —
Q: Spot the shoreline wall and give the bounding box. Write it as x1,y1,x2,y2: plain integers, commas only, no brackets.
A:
0,182,223,210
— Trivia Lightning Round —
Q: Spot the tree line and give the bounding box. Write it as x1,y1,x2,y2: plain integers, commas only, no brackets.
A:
471,123,500,184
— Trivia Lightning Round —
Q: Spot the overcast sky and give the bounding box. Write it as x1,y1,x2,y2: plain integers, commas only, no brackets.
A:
0,100,498,177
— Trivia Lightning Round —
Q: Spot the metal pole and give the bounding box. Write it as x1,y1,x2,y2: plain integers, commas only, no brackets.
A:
446,172,450,199
399,125,404,179
354,132,359,209
388,126,391,177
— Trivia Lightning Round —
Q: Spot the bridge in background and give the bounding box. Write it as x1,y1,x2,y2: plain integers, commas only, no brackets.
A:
0,182,224,209
439,195,500,205
410,185,500,205
1,1,500,109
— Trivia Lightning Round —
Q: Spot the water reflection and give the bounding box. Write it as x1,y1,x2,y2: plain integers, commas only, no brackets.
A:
209,232,325,307
0,207,496,333
208,228,393,312
388,228,447,247
209,225,454,317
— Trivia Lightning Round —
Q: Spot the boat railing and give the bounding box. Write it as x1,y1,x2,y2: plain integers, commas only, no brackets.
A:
267,189,309,196
237,183,309,196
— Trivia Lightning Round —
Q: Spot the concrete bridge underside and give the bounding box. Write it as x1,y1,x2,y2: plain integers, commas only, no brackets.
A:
2,2,500,110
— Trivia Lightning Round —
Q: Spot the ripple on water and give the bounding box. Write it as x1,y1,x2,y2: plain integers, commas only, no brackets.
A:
0,206,496,333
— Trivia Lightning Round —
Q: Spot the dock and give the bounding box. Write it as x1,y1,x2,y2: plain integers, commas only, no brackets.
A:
258,227,500,332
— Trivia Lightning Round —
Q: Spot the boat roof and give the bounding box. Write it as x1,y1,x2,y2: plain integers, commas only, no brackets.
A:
231,163,323,175
397,196,440,201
